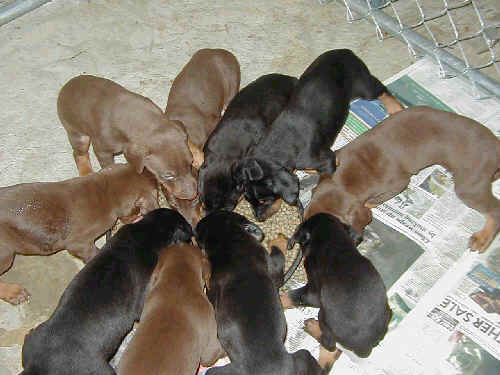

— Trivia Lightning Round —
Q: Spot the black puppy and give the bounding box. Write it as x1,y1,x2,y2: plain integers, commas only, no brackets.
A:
20,208,192,375
234,49,403,218
280,213,392,371
198,73,298,215
195,211,322,375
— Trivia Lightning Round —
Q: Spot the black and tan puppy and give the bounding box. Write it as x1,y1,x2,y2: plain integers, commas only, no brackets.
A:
234,49,403,219
195,211,322,375
198,74,298,215
280,213,392,372
20,208,192,375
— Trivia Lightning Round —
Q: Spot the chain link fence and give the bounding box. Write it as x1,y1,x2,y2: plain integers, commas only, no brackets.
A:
324,0,499,98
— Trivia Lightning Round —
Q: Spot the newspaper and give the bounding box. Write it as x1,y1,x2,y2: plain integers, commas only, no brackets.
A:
281,57,500,375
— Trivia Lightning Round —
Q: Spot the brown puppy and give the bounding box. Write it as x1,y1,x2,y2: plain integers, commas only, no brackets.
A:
0,163,158,305
164,49,240,225
58,74,202,200
165,48,241,150
306,106,500,253
117,243,224,375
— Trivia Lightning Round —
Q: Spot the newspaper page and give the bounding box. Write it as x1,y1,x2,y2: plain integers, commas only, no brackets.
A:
283,56,500,375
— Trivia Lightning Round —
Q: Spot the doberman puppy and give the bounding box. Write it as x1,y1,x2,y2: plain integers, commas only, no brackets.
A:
20,208,192,375
198,74,298,215
118,243,225,375
58,74,202,200
195,211,322,375
165,48,240,150
0,163,158,305
164,48,240,226
233,49,403,219
279,213,392,372
306,106,500,253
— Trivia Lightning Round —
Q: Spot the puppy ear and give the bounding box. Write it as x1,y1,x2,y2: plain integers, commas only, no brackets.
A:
125,144,147,174
188,139,204,170
242,221,264,242
274,169,299,205
232,159,264,184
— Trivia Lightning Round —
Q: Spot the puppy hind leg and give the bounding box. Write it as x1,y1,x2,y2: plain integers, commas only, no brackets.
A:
0,249,30,305
319,346,342,375
455,177,500,253
268,245,286,289
67,132,93,176
94,149,115,170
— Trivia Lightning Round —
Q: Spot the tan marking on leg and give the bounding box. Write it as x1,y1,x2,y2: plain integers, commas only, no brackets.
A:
280,293,295,309
378,92,404,115
319,346,342,371
364,201,378,209
470,213,499,253
304,318,321,339
0,280,30,305
74,152,93,176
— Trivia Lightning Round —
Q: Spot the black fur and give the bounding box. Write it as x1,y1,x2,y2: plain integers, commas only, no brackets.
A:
20,208,192,375
198,74,298,214
238,49,391,217
288,213,392,358
195,211,321,375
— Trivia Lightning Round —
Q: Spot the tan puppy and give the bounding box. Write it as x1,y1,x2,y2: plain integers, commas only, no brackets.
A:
0,164,158,305
164,49,240,225
58,74,202,200
118,243,224,375
305,106,500,253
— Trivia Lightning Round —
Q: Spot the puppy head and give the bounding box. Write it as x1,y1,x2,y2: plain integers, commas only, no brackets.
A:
195,211,264,251
165,186,204,227
198,162,242,214
117,169,160,224
139,208,193,246
232,158,299,218
124,119,202,200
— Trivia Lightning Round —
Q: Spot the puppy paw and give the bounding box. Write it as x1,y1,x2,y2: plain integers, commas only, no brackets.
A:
280,293,294,309
469,231,493,253
303,318,321,339
269,234,289,255
0,283,30,305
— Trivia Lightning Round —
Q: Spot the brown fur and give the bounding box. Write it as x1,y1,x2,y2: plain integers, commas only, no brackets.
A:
0,164,159,304
305,106,500,253
117,243,224,375
164,49,240,225
58,74,201,200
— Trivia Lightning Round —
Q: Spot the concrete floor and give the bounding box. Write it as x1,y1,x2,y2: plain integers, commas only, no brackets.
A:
0,0,488,373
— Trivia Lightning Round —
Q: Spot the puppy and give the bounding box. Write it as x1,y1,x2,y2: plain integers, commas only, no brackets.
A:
198,74,298,215
280,213,392,371
0,163,158,305
234,49,403,218
195,211,322,375
118,243,224,375
58,74,202,200
165,48,240,149
164,48,240,226
306,106,500,253
20,208,192,375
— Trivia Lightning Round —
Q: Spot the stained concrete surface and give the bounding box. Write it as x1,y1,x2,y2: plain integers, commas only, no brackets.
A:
0,0,480,373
